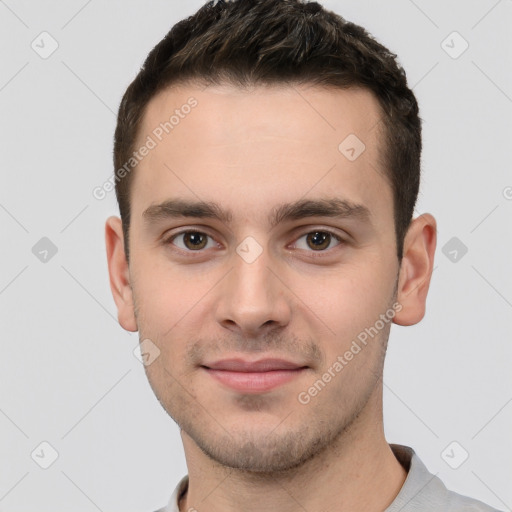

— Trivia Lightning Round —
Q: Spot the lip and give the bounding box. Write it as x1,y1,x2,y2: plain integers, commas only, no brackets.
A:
204,358,305,372
202,358,308,393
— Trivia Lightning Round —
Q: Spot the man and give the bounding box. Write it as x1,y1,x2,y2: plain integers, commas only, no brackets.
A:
105,1,501,510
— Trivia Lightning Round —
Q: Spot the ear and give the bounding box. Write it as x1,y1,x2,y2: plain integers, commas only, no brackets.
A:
105,216,137,332
393,213,437,326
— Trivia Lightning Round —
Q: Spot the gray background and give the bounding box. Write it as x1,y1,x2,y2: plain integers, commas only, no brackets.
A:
0,0,511,511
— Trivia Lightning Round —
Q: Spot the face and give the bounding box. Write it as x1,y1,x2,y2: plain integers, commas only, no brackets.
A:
106,82,433,473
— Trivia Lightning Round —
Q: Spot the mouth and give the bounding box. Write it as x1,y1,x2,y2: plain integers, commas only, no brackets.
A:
201,358,309,393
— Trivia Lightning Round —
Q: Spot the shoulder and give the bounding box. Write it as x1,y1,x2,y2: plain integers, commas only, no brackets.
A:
387,444,503,512
429,483,503,511
434,480,502,511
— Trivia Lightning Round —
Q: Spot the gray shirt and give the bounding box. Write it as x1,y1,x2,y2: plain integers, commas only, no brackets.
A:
155,444,502,511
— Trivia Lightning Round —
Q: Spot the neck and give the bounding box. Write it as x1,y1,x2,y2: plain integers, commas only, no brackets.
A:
178,388,407,512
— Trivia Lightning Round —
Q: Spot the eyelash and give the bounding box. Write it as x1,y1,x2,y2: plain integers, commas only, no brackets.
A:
162,228,346,258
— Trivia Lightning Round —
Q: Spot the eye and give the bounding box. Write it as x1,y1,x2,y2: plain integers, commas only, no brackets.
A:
166,230,217,251
293,230,343,252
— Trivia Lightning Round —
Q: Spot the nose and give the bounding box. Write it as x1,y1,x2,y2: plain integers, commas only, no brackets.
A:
214,244,292,339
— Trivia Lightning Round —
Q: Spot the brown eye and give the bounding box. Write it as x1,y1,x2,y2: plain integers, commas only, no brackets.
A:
307,231,331,250
168,231,214,251
294,230,342,252
183,232,207,250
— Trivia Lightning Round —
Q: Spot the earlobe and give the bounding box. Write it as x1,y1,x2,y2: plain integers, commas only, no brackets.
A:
393,213,437,326
105,216,138,332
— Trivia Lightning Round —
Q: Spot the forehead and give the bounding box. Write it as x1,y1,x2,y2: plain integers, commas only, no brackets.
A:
140,81,383,150
130,82,392,230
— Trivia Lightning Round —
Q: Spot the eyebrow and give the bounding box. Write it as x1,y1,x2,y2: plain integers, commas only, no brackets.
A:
142,197,372,229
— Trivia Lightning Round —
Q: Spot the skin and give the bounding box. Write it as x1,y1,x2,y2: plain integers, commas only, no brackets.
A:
105,83,436,512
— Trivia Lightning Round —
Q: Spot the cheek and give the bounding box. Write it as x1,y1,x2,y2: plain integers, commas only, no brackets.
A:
131,263,217,367
132,257,213,329
291,262,392,344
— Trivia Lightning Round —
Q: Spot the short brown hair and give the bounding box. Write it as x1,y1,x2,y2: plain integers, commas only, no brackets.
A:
114,0,421,263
